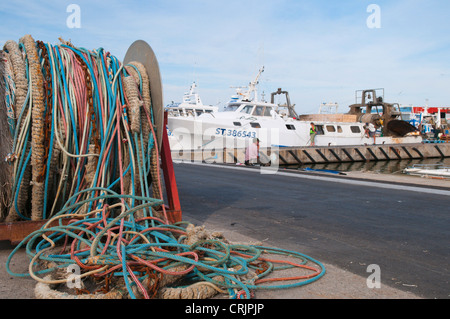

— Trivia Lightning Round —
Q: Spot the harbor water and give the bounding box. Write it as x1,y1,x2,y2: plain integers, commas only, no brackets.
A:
291,157,450,176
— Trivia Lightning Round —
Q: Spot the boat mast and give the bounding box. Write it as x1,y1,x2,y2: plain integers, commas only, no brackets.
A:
247,66,264,102
231,66,265,102
183,81,203,106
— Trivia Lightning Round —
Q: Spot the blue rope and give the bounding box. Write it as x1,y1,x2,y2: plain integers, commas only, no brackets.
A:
3,38,326,300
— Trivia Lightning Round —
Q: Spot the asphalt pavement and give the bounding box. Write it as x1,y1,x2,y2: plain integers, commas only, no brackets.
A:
1,161,448,300
173,162,449,299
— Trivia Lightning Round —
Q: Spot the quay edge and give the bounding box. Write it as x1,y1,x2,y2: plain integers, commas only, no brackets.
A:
171,143,450,165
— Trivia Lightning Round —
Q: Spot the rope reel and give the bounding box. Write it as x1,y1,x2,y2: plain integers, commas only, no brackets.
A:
1,35,325,299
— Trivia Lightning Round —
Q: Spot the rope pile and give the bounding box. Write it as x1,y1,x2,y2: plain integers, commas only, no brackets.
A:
1,35,325,299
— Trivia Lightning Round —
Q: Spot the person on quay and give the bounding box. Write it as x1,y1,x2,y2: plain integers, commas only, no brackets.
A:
309,122,317,146
245,138,260,166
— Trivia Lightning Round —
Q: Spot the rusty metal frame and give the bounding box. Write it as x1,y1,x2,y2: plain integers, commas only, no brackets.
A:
159,111,182,224
0,219,69,245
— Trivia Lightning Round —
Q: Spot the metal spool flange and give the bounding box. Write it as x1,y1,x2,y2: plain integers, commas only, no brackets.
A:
124,40,164,151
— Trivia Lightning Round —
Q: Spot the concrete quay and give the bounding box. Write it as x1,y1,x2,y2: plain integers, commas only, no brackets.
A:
1,163,448,300
171,142,450,165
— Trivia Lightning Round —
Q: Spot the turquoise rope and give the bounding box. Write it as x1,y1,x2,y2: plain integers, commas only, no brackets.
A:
3,39,326,300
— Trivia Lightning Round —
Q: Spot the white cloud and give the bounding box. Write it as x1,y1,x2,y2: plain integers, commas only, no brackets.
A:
0,0,449,114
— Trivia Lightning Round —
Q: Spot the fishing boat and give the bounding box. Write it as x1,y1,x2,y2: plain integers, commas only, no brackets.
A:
399,104,450,139
165,82,218,117
403,164,450,178
166,68,422,151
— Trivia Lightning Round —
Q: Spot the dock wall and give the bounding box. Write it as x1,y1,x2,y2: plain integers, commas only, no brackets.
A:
171,143,450,165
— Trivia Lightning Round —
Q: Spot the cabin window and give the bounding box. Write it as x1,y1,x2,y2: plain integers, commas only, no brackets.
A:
337,126,343,133
250,122,261,128
242,105,254,114
233,122,242,126
225,104,240,112
350,126,361,133
286,124,296,130
326,125,336,132
264,107,272,116
253,106,265,116
315,125,325,135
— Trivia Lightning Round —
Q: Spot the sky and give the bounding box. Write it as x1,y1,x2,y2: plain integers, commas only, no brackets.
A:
1,0,449,114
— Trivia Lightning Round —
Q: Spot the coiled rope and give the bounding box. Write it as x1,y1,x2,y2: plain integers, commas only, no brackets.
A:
1,35,325,299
